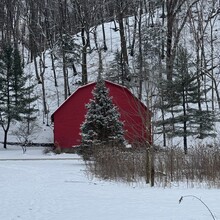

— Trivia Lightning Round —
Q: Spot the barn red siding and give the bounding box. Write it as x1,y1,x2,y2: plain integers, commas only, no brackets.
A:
52,81,152,148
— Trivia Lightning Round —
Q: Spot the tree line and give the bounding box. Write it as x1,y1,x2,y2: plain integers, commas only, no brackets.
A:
0,0,220,152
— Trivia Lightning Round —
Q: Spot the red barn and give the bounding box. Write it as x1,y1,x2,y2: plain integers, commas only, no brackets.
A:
51,80,152,148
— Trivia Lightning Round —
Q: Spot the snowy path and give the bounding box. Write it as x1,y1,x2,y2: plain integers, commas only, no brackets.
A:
0,158,80,161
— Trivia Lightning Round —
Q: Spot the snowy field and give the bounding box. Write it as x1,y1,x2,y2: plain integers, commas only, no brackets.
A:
0,146,220,220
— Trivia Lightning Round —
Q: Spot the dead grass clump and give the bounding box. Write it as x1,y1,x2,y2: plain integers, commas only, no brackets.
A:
86,144,147,183
42,147,53,154
153,144,220,187
85,143,220,188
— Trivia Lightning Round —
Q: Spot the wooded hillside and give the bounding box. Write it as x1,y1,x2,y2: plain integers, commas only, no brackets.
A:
1,0,220,150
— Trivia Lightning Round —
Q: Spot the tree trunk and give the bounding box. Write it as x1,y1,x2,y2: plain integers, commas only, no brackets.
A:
39,53,48,124
138,2,143,100
146,145,154,186
145,147,150,184
62,49,68,99
93,27,103,77
3,129,8,149
130,15,137,57
150,145,155,187
196,49,203,138
50,53,58,87
182,90,188,154
33,56,42,84
2,120,10,149
101,20,107,51
161,107,167,147
118,17,128,64
81,27,88,85
166,13,174,81
118,12,129,83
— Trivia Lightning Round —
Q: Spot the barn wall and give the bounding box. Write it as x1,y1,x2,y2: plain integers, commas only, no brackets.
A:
53,84,94,147
106,82,151,145
53,81,152,148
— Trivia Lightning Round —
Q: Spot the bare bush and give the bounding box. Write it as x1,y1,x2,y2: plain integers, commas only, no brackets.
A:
85,143,220,188
155,145,220,188
43,147,53,154
11,121,40,153
86,143,147,183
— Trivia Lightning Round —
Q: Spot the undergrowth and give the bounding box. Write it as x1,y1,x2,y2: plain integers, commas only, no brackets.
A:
83,143,220,188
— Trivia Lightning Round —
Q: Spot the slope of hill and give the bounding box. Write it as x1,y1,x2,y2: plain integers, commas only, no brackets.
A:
1,2,220,148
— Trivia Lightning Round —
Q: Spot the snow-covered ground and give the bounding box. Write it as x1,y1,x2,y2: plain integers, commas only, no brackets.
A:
0,146,219,220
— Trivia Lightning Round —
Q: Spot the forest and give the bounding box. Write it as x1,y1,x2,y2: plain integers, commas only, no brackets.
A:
0,0,220,153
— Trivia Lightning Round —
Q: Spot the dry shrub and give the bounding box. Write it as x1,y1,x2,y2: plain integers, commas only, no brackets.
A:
53,141,62,154
155,145,220,188
43,145,77,155
43,147,53,154
86,143,147,183
85,142,220,188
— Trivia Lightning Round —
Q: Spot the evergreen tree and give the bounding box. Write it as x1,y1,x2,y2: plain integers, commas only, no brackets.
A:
106,50,131,87
0,44,38,149
106,50,124,84
156,46,216,154
81,77,125,146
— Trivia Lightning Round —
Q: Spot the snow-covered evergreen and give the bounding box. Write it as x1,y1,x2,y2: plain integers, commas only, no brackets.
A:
0,44,38,148
81,76,125,145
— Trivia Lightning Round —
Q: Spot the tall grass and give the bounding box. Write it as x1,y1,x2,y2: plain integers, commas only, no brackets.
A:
85,143,220,188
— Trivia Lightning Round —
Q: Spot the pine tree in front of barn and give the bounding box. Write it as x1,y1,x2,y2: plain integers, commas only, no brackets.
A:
81,77,125,151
